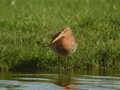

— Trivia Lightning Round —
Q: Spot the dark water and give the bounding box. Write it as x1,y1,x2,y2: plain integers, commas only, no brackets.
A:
0,72,120,90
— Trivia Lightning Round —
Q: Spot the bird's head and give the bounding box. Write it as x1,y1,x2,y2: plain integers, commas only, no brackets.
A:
52,27,72,43
61,27,72,34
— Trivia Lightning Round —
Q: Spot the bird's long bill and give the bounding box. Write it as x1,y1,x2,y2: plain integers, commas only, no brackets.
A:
52,34,63,43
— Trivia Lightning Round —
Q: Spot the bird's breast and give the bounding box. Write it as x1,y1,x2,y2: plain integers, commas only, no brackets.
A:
51,35,77,56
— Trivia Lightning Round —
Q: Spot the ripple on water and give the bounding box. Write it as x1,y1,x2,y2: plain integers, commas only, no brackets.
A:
0,79,63,90
74,75,120,90
0,74,120,90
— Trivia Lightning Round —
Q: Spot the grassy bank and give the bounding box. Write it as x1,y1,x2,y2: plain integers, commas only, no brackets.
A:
0,0,120,73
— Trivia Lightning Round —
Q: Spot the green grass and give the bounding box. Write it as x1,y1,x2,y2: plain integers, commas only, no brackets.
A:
0,0,120,73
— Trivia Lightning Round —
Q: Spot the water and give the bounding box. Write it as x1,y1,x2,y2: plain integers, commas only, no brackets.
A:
0,72,120,90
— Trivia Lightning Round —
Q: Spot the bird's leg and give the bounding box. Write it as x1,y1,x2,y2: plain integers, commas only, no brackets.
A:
66,56,73,73
57,56,63,84
70,57,73,73
65,56,69,73
65,57,67,72
65,56,73,84
58,56,61,74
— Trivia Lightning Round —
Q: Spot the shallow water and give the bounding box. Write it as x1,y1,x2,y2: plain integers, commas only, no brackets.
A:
0,72,120,90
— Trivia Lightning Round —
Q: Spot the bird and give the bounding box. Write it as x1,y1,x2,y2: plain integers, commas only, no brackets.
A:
50,27,77,72
50,27,77,57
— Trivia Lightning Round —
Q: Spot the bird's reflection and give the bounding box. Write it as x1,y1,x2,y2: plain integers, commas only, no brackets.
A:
55,60,75,90
63,84,75,90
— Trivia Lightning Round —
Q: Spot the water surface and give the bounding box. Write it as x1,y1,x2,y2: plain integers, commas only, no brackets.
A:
0,72,120,90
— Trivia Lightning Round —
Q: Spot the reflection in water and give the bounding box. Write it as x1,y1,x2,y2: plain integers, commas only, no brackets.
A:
55,60,76,90
56,72,75,90
63,84,74,90
1,72,120,90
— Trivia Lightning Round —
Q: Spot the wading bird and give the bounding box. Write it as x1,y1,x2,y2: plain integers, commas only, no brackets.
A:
50,27,77,71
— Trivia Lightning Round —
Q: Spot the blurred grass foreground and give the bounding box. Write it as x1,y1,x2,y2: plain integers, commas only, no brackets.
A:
0,0,120,73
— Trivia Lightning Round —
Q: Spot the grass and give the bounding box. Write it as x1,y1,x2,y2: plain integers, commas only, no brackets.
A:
0,0,120,73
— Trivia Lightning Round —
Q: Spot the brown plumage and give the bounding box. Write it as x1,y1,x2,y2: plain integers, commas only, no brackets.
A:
50,27,77,56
